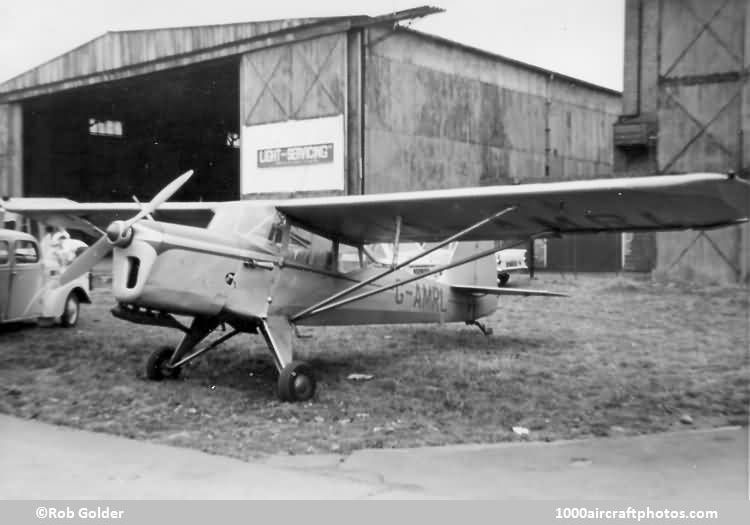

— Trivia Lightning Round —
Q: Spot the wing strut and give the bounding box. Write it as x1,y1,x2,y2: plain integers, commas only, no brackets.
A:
290,206,526,322
391,215,402,268
293,230,552,321
290,206,518,322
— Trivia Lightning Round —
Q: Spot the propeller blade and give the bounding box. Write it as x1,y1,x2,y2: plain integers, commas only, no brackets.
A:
124,170,193,228
58,235,112,286
131,195,154,221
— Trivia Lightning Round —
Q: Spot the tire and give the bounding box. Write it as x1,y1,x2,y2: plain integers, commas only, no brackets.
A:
60,293,80,328
277,361,316,402
145,346,181,381
498,272,510,286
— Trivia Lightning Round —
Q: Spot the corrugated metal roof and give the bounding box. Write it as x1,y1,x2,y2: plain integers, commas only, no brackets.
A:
0,6,443,101
0,18,333,96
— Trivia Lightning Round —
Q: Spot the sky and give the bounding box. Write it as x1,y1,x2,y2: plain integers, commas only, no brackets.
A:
0,0,625,91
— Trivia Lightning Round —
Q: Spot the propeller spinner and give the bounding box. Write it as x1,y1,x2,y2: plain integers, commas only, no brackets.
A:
57,170,194,286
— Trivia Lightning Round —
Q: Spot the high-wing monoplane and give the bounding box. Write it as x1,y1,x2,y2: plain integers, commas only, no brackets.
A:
2,172,748,401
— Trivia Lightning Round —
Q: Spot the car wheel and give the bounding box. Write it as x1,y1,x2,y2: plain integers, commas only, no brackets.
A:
60,293,80,327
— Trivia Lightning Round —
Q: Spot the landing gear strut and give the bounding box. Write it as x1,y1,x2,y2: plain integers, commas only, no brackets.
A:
467,320,493,336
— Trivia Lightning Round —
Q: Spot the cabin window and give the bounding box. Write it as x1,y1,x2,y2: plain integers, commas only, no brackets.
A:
286,226,334,271
14,240,39,264
0,241,8,265
89,118,124,137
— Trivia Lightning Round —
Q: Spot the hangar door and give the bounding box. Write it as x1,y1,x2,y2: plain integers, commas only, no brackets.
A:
239,33,347,197
655,0,748,282
22,58,241,203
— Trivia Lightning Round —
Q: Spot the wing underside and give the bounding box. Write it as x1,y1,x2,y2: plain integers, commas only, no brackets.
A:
274,173,750,244
3,173,748,245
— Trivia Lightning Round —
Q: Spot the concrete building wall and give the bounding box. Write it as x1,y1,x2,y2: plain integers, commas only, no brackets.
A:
615,0,749,282
363,28,621,194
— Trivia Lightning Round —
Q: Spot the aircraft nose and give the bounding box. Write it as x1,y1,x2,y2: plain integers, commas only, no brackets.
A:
106,220,133,247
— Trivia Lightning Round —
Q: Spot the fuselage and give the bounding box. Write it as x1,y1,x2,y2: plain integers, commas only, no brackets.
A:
110,214,497,328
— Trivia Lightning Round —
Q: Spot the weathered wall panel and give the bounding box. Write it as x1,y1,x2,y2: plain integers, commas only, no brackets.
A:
617,0,749,282
240,33,346,126
364,27,621,193
240,33,347,197
0,103,22,197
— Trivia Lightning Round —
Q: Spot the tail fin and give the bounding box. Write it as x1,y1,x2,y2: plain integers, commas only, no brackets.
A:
440,241,497,287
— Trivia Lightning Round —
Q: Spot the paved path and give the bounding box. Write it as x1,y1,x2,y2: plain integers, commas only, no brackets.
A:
1,415,746,499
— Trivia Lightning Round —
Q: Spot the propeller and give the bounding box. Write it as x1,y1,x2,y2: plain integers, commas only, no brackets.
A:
57,170,194,286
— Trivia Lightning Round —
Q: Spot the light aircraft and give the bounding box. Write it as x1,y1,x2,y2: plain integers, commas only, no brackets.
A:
2,172,748,401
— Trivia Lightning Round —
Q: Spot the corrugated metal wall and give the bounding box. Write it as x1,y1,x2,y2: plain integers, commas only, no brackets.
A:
362,28,621,194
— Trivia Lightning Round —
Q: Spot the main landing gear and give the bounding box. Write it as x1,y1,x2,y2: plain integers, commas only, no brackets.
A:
132,308,315,402
277,361,316,402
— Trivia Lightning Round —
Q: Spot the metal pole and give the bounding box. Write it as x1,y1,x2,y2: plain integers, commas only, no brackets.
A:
528,237,535,279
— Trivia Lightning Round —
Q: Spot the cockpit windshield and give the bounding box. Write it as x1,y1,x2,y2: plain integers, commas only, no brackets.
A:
208,203,285,250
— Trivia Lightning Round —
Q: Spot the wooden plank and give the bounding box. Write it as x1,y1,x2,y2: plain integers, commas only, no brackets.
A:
0,104,22,197
346,30,362,195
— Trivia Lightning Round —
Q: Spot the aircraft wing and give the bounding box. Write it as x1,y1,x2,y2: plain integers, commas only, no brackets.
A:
275,173,750,243
1,198,219,235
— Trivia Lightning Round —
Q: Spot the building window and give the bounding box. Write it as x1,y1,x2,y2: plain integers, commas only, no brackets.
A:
226,132,240,148
89,118,124,137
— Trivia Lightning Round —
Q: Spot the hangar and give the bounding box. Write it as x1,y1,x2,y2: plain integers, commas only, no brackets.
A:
0,6,622,270
614,0,749,282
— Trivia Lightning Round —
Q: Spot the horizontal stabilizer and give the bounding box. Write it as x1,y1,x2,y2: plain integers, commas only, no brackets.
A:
451,284,568,298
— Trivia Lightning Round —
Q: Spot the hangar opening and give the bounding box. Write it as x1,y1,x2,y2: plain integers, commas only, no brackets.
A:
22,58,240,202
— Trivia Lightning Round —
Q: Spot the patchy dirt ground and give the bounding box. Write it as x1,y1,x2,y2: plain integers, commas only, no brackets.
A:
0,273,747,460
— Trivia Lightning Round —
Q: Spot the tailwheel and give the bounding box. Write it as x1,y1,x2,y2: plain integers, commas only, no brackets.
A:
277,361,316,402
145,346,182,381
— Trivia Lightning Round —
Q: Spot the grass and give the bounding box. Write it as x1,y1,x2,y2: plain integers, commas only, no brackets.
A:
0,273,747,460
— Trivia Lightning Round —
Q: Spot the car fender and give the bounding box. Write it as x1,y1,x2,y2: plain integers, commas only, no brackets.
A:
41,274,92,318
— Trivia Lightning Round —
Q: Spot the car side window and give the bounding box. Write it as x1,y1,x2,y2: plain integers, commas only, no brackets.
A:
14,240,40,264
0,241,8,265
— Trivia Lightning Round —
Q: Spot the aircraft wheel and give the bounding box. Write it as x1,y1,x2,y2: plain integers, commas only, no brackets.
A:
497,272,510,286
60,293,80,328
277,361,316,402
145,346,181,381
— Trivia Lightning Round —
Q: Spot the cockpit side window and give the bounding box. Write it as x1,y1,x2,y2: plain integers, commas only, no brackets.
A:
285,226,334,271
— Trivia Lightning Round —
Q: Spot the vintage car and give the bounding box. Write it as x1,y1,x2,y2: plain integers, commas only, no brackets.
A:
496,248,528,286
0,229,91,327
